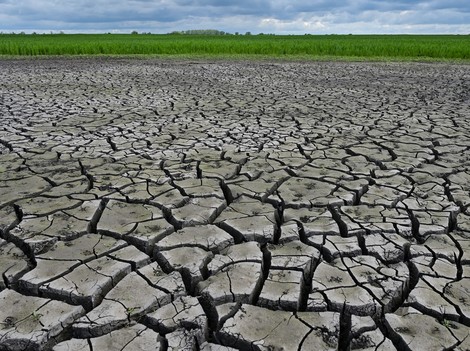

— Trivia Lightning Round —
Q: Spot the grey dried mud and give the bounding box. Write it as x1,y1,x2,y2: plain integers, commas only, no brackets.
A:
0,58,469,350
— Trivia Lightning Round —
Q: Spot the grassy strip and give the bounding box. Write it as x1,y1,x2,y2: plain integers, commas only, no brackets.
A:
0,34,469,60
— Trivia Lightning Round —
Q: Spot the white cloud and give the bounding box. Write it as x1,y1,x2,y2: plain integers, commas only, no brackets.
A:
0,0,469,33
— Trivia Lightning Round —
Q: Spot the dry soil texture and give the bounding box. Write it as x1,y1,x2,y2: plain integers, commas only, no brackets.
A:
0,58,470,351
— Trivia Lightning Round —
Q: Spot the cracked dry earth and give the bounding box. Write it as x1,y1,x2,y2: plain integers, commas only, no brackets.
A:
0,58,469,351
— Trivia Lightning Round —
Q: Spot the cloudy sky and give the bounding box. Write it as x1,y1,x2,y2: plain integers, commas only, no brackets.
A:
1,0,469,34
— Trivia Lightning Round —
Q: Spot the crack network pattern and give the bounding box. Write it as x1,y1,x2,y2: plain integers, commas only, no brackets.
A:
0,58,470,351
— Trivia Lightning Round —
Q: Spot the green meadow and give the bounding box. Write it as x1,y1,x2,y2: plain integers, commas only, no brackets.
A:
0,34,469,60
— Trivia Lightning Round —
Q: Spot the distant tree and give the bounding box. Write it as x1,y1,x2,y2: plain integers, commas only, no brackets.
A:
245,31,251,36
131,30,139,35
235,32,239,35
177,29,227,35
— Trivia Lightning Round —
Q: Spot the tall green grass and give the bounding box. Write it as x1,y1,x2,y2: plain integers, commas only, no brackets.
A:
0,34,469,60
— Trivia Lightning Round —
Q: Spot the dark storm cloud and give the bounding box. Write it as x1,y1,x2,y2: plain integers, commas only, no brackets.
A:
1,0,469,33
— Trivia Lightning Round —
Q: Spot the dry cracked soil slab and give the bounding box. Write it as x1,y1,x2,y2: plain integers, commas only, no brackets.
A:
0,58,470,350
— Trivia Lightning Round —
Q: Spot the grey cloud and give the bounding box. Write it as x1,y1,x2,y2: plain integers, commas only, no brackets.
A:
0,0,469,33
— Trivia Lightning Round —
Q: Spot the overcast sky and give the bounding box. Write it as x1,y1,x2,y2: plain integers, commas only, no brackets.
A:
1,0,469,34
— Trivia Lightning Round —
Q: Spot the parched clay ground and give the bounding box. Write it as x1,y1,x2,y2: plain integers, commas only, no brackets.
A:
0,58,469,351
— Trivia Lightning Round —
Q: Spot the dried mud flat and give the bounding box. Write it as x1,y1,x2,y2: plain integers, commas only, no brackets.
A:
0,58,469,351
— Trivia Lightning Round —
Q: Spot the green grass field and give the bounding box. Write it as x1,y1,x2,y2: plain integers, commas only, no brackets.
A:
1,34,469,60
